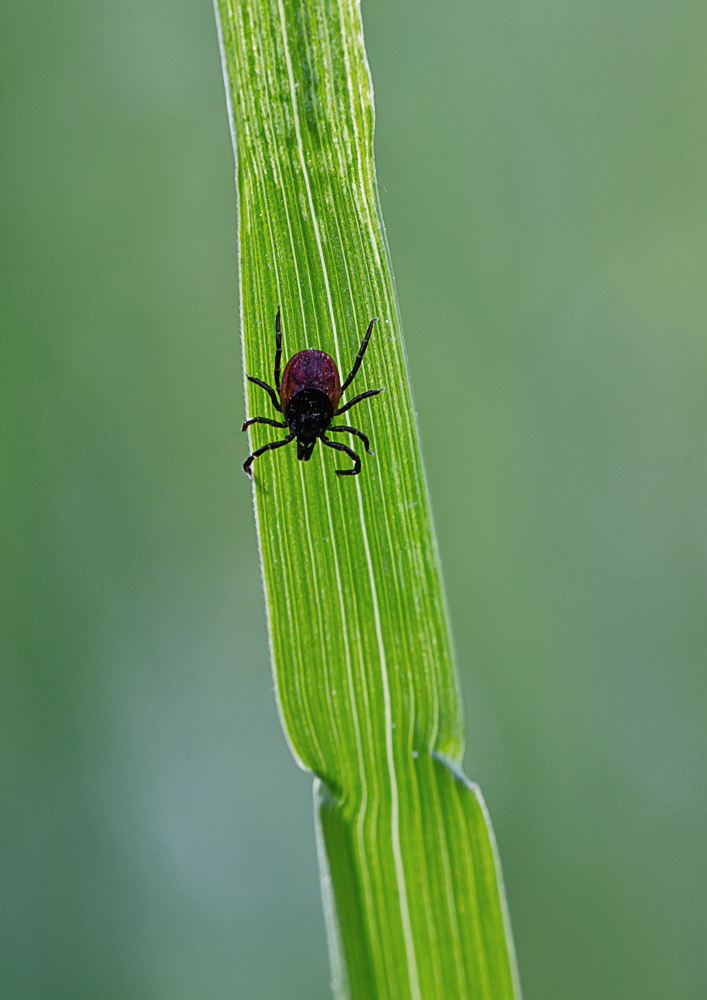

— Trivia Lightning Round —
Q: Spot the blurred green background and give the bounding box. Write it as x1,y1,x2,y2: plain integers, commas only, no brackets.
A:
2,0,705,997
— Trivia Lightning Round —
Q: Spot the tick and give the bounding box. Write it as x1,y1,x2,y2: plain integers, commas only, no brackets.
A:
242,308,383,477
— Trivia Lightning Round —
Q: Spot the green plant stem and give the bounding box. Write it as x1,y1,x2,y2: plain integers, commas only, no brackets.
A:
215,0,521,996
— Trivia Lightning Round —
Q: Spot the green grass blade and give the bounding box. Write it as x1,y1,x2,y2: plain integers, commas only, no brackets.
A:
214,1,521,996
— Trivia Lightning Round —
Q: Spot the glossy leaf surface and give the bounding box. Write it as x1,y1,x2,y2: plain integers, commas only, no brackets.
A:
215,1,521,996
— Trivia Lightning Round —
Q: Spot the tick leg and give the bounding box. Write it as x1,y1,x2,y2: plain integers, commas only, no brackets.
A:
246,375,282,413
329,424,372,455
243,433,295,476
320,435,361,476
274,307,283,391
341,316,379,392
335,386,384,417
242,416,288,432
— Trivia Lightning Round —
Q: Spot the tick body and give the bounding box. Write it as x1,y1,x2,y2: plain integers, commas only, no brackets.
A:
243,309,383,477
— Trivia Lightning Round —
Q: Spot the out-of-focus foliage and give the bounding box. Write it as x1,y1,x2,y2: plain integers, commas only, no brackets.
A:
1,0,705,998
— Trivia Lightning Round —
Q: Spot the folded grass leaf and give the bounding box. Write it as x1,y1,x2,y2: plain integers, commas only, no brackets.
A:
214,0,521,996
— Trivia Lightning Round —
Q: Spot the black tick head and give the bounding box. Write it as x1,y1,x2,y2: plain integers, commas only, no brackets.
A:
285,387,334,441
296,438,317,462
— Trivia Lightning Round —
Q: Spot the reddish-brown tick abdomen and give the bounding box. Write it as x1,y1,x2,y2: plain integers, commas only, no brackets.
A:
279,349,342,411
